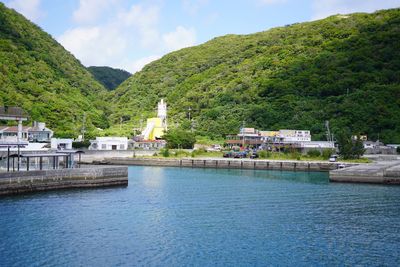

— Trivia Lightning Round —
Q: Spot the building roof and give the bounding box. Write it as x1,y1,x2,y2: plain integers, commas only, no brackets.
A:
0,126,30,132
0,126,52,133
0,106,28,120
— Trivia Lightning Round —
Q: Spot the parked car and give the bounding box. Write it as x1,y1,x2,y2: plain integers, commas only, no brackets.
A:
207,144,222,152
329,155,338,162
233,151,248,158
223,151,234,158
250,152,259,159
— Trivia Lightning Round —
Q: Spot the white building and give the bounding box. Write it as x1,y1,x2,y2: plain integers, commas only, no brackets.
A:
89,137,128,150
279,130,311,142
298,141,335,149
51,138,73,150
0,122,53,142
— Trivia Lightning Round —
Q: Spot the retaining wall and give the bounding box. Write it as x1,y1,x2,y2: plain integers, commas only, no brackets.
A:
103,158,356,172
0,166,128,196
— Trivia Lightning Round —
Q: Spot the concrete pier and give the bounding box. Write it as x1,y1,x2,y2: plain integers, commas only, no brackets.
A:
0,166,128,196
99,157,357,172
329,161,400,184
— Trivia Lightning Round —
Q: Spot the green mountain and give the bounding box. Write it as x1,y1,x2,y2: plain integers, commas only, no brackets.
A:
0,3,110,137
112,8,400,143
88,66,131,91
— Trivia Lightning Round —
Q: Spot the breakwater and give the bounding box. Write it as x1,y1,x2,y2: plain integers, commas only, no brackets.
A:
330,161,400,184
0,166,128,196
100,158,357,171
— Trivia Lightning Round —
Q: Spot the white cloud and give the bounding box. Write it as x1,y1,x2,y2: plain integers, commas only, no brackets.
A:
182,0,209,15
7,0,44,22
58,2,197,73
258,0,287,5
73,0,115,24
312,0,400,20
58,26,127,67
163,26,196,51
117,4,160,47
121,55,162,73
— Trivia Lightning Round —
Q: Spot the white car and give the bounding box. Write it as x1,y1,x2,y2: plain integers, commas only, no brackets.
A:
207,145,222,152
329,155,338,162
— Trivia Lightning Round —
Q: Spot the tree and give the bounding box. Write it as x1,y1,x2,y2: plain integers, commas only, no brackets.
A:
336,131,365,159
163,128,196,149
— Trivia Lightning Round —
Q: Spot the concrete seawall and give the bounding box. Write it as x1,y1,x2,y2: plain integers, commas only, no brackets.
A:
330,161,400,184
101,158,357,172
0,167,128,196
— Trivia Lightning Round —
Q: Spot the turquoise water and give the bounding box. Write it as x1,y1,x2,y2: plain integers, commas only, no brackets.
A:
1,166,400,266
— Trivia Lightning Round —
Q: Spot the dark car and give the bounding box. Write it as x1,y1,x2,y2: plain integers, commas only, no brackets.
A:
250,152,259,159
223,151,234,158
233,151,247,158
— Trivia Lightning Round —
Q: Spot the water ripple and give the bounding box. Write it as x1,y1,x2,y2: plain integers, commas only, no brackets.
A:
1,167,400,266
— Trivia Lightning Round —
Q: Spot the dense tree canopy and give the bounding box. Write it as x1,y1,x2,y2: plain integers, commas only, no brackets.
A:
1,3,399,143
163,129,196,149
112,9,400,143
88,66,131,91
0,3,110,137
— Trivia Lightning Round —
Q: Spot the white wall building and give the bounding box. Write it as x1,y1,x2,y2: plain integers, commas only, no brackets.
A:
279,130,311,142
51,138,73,150
0,122,53,142
89,137,128,150
298,141,335,149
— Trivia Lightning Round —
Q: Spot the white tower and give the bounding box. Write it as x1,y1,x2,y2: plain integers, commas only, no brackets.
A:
157,99,167,129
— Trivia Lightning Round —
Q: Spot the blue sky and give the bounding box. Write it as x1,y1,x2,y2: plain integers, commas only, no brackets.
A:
2,0,400,73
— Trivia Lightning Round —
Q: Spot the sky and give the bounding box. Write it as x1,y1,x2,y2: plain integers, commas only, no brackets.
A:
2,0,400,73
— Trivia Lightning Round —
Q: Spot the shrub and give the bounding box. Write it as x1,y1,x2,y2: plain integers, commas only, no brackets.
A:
160,148,170,157
322,149,334,160
175,150,190,157
289,152,301,160
257,150,271,159
72,141,90,149
191,148,207,157
307,149,321,157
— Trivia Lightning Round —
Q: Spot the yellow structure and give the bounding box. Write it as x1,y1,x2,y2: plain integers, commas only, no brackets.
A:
260,131,279,137
145,118,165,140
141,99,168,141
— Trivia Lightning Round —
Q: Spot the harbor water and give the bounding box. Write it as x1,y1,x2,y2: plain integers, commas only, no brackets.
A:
1,166,400,266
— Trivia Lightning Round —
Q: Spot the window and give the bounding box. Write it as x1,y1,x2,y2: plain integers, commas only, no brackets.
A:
101,144,107,149
120,144,125,149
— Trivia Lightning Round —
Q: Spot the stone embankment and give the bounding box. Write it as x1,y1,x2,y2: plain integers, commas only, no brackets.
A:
330,161,400,184
97,157,357,172
0,166,128,196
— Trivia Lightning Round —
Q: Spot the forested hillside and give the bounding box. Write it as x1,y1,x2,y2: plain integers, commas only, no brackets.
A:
88,66,131,91
112,8,400,143
0,3,110,137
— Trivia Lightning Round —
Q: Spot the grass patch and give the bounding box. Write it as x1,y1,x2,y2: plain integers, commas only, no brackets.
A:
340,158,372,163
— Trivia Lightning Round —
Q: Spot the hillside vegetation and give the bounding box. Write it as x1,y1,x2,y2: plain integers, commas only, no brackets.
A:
0,3,110,137
112,9,400,143
88,66,131,91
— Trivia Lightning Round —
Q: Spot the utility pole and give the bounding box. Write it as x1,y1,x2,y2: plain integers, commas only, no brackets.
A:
81,113,86,141
325,121,331,143
139,115,143,132
325,120,335,147
242,120,245,148
191,119,196,132
188,106,192,121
